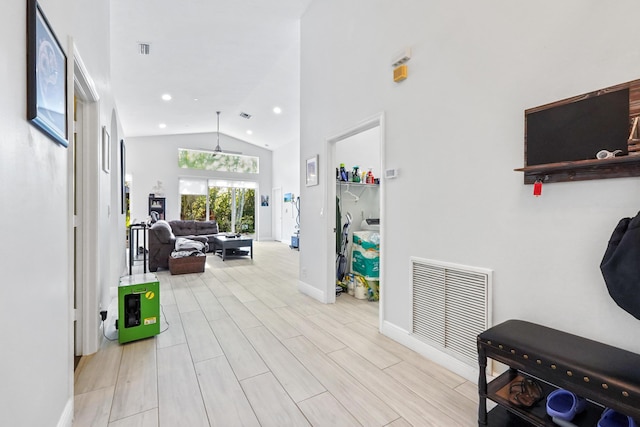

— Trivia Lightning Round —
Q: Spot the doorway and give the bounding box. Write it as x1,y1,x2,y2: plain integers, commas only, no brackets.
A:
325,113,385,329
272,187,283,242
179,179,256,235
72,46,101,362
211,185,256,234
73,96,82,369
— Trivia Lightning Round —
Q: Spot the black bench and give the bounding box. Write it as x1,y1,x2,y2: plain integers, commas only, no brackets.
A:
477,319,640,426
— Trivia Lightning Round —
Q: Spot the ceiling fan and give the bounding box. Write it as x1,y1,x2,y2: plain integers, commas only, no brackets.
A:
197,111,242,155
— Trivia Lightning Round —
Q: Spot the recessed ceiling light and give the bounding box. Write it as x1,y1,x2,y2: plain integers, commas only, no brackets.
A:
246,130,253,135
161,94,172,101
194,98,199,101
159,123,167,129
273,106,282,114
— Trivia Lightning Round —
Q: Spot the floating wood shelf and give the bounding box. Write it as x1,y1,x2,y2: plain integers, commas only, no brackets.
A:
515,155,640,184
518,78,640,185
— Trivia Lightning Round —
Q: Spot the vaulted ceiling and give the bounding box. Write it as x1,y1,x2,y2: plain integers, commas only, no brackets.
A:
110,0,312,150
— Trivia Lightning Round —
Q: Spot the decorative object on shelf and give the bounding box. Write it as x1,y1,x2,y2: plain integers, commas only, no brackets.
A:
27,0,68,147
306,155,318,186
596,149,623,160
628,117,640,156
101,126,110,173
150,180,165,196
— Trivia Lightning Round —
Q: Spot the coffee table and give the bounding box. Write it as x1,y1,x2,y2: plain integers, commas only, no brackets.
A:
213,235,253,261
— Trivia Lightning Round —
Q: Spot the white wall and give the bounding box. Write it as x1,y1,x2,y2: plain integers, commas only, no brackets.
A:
300,0,640,368
273,139,301,243
126,132,273,240
336,126,381,227
336,126,381,183
0,0,122,425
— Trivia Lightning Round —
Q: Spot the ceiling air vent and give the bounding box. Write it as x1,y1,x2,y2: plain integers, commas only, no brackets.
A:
239,112,252,119
138,43,150,55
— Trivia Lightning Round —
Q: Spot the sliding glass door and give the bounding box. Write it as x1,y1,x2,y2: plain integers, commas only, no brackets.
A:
179,178,255,235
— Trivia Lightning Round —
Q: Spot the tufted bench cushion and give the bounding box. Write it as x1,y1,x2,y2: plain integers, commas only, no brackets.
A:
478,319,640,420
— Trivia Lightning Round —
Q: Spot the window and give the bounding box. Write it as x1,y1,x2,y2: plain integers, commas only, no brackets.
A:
178,149,259,173
179,178,256,234
179,178,207,220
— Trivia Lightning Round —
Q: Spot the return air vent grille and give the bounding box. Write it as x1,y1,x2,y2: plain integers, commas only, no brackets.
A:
411,257,492,367
138,43,150,55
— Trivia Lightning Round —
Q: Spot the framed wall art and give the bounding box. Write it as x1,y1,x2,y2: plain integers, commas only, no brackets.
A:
120,139,126,214
306,155,318,186
27,0,68,147
102,126,110,173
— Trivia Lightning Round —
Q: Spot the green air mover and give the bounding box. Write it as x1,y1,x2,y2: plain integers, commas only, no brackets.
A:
117,273,160,344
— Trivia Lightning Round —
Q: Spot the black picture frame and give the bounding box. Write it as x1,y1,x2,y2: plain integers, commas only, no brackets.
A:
27,0,68,147
120,139,126,214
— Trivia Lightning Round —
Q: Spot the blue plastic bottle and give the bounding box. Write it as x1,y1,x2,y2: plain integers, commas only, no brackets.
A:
339,163,348,181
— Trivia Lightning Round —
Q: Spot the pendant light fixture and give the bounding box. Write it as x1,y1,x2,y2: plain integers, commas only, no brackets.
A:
214,111,222,152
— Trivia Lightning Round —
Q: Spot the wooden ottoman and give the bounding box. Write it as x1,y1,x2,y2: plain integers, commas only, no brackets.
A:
168,253,206,275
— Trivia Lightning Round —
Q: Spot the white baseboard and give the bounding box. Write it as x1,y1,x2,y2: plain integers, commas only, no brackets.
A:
57,397,73,427
298,280,326,303
381,320,479,383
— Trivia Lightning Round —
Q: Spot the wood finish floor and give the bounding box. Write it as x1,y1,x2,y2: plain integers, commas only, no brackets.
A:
74,241,478,426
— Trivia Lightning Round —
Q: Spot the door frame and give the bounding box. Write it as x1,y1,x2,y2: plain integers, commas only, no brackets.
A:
325,113,385,329
272,187,283,242
71,42,101,356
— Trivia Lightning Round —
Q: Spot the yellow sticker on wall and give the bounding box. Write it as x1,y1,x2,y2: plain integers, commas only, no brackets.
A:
144,317,157,325
145,291,155,300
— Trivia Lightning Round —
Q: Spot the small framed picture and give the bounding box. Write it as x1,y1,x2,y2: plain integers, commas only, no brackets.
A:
120,139,126,214
102,126,110,173
306,155,318,186
27,0,68,147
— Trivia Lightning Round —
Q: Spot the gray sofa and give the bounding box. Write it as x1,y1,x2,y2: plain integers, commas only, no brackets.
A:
148,220,219,272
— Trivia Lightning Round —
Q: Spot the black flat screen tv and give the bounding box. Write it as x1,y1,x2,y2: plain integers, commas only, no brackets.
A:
526,88,629,166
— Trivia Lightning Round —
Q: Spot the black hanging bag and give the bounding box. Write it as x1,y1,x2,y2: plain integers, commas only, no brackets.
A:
600,212,640,320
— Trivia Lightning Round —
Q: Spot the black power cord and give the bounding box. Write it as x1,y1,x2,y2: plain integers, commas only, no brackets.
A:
99,303,170,343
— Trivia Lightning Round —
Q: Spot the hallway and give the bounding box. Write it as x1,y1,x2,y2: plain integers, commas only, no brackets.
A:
73,241,477,426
